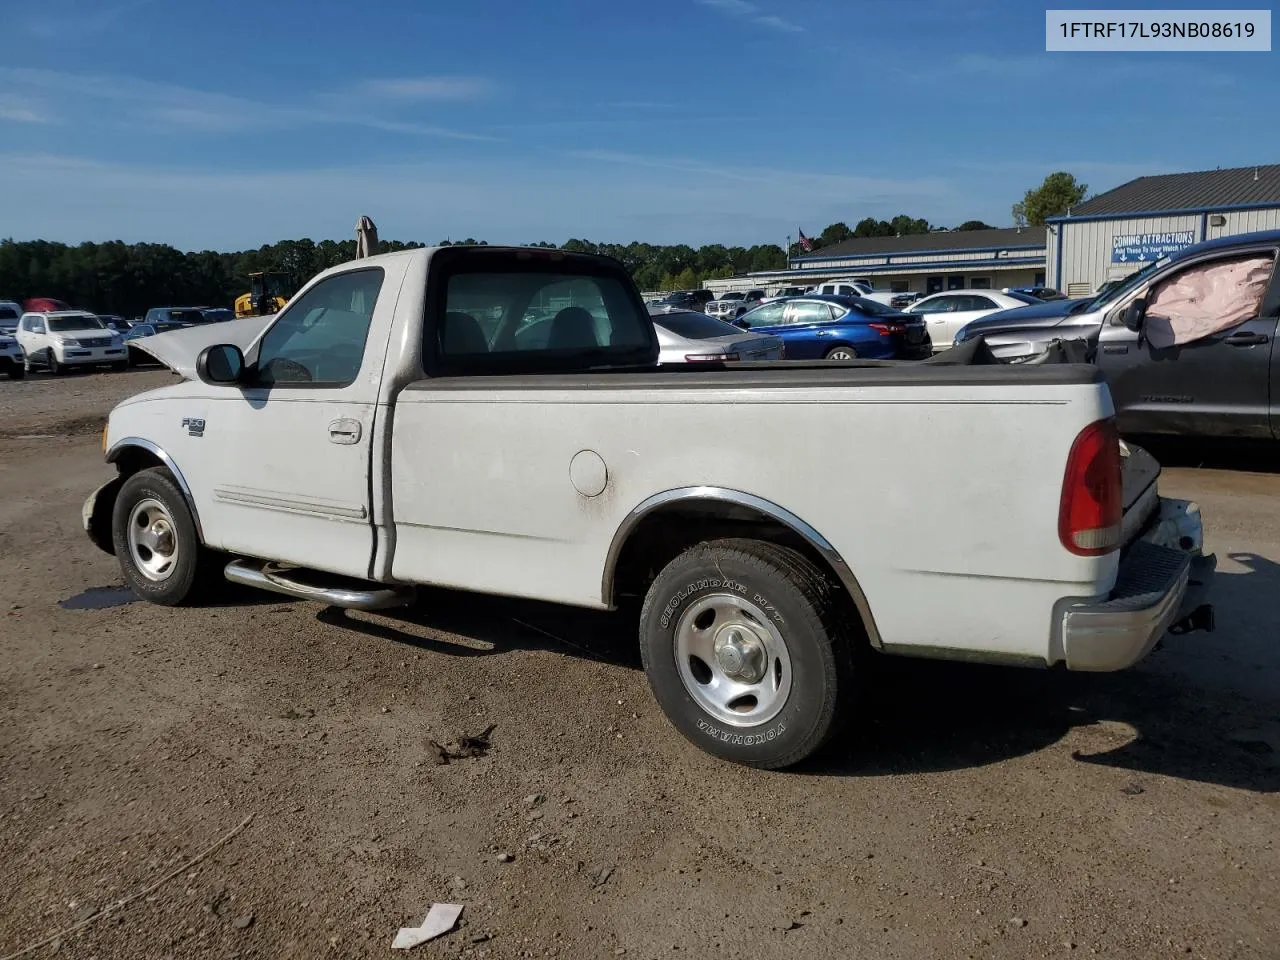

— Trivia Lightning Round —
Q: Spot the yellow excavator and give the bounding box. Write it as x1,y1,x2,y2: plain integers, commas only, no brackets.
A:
234,272,291,319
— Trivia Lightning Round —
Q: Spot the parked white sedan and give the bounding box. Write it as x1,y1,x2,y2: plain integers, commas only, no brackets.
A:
908,290,1041,351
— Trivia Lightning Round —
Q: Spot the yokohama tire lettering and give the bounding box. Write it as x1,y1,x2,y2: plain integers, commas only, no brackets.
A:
697,718,786,746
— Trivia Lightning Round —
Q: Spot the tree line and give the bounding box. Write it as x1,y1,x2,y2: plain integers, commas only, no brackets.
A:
0,173,1089,311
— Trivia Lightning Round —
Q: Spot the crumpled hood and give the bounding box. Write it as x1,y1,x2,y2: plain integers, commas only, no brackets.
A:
133,317,274,379
961,297,1090,337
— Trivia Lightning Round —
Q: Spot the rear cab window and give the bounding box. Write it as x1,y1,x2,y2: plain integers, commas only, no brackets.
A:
428,248,657,374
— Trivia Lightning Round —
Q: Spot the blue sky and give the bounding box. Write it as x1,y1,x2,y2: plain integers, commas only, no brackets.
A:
0,0,1275,250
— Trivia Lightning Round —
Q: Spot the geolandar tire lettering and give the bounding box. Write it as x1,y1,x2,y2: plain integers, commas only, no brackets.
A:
639,538,854,770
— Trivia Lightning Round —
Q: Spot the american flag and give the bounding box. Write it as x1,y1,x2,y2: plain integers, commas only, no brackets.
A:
797,229,813,252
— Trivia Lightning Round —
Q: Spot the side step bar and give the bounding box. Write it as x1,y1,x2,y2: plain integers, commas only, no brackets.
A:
224,559,415,611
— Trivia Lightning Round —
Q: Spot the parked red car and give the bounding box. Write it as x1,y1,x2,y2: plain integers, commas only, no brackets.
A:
24,297,72,313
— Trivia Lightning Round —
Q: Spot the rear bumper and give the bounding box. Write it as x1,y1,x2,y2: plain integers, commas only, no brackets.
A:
1059,498,1215,672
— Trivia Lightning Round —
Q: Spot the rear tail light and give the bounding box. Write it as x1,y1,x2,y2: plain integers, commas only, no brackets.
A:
1058,418,1122,556
868,321,906,336
685,352,740,362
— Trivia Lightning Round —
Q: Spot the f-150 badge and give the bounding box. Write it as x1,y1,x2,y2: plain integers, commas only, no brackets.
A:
181,417,206,437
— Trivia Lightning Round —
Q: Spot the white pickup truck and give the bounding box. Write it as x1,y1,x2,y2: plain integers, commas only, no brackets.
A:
82,246,1215,769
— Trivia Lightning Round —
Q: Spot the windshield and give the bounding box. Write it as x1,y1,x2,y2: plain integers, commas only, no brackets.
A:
657,312,741,339
48,314,106,332
168,309,205,324
1006,291,1042,305
1082,258,1168,313
719,292,745,301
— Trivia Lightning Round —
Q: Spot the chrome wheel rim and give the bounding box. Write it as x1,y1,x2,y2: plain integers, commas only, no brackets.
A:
675,593,792,727
127,498,179,581
826,349,854,360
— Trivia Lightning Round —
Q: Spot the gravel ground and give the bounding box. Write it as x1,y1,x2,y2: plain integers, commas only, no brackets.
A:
0,368,1277,960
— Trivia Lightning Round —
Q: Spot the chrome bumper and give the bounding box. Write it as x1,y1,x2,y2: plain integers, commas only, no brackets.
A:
1059,498,1216,672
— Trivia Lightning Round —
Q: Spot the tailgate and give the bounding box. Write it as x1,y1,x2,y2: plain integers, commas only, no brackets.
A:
1120,441,1162,547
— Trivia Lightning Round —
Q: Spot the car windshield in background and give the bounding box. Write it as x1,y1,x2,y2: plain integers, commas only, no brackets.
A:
657,312,740,339
1083,258,1168,313
169,309,205,324
48,315,106,332
1006,291,1042,305
719,292,745,301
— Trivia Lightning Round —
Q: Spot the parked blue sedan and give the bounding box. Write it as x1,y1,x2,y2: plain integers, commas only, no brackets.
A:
734,295,931,360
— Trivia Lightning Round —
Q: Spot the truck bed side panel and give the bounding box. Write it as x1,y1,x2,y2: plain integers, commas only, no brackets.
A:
389,374,1115,662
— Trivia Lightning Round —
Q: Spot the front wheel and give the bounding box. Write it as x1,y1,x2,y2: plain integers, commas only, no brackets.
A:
824,345,857,361
111,360,128,371
639,538,851,769
5,363,24,380
112,467,215,606
47,352,63,375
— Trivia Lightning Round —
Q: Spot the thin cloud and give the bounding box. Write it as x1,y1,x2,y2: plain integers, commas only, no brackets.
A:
567,148,954,198
0,151,975,251
25,0,156,38
358,77,494,101
0,96,54,124
954,53,1235,89
697,0,804,34
0,68,497,141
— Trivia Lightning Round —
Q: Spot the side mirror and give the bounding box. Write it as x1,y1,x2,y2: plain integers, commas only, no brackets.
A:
1121,298,1147,331
196,344,245,384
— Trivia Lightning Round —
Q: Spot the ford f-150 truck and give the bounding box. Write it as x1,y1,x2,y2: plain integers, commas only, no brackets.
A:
81,245,1215,769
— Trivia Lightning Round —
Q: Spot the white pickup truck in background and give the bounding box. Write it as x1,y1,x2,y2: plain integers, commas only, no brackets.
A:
82,245,1215,769
810,279,920,310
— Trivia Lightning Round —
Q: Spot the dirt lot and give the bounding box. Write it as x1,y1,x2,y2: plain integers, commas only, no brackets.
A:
1,368,1277,960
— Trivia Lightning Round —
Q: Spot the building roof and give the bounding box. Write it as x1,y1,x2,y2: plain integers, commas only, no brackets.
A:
1069,164,1280,217
794,226,1046,261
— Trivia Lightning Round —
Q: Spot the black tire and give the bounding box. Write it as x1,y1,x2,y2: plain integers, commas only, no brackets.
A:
112,467,216,606
639,538,852,769
111,360,128,371
47,351,62,375
824,345,858,361
6,363,24,380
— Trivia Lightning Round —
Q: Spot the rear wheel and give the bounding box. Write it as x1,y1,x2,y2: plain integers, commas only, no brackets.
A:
824,345,857,361
639,538,852,769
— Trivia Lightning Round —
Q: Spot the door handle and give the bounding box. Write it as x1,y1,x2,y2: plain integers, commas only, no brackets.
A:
328,418,362,444
1224,332,1269,346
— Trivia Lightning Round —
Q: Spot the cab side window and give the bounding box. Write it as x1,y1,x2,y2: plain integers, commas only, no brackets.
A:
253,268,384,387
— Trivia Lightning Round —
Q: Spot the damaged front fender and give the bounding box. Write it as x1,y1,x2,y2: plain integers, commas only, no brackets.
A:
82,475,124,555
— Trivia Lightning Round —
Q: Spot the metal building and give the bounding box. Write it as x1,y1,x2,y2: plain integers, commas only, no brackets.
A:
1049,164,1280,297
704,227,1047,297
